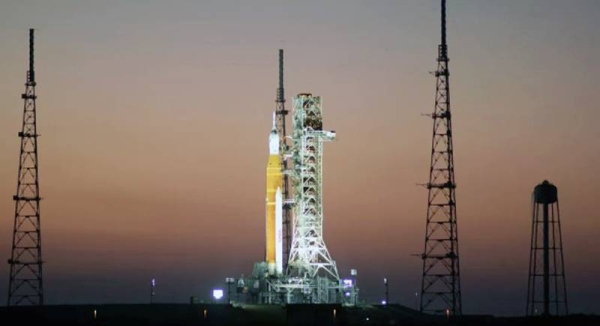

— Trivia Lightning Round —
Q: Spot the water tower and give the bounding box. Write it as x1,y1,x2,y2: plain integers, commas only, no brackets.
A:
526,180,568,316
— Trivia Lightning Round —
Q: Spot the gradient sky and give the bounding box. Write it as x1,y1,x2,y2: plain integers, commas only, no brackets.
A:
0,0,599,316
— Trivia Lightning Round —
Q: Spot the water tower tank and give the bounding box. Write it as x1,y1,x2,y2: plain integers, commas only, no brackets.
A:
533,180,557,204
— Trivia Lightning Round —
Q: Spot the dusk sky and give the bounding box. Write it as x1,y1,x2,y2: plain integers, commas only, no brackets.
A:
0,0,598,316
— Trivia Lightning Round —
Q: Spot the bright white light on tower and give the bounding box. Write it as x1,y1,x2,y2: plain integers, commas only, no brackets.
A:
343,279,353,287
381,300,387,305
212,289,224,300
151,278,155,287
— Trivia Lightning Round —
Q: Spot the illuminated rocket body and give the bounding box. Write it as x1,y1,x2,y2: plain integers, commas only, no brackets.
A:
266,113,284,276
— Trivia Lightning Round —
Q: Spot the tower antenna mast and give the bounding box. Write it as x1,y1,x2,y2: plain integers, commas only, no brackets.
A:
8,28,44,306
275,49,291,270
419,0,462,316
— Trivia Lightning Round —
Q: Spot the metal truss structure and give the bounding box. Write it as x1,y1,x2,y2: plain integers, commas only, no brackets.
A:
287,94,339,284
8,29,44,306
419,0,462,316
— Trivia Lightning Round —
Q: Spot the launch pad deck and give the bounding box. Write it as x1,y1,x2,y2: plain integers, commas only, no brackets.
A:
1,303,598,326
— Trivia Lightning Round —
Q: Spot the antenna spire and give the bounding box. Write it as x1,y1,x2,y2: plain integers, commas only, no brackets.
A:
277,49,284,103
439,0,448,60
29,28,35,83
441,0,447,47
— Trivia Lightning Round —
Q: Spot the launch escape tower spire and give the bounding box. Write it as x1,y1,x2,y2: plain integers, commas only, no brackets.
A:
419,0,462,315
527,180,568,316
275,49,292,271
7,28,44,306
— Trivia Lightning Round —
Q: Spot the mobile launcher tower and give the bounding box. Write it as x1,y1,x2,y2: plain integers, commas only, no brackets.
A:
245,93,358,305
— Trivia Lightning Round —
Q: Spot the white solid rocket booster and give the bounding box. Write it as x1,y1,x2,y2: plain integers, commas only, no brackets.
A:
275,187,283,275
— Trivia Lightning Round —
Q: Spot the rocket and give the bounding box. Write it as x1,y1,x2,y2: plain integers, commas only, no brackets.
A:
266,112,284,276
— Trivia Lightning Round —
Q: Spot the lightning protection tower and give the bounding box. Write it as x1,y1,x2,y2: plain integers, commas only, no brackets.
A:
287,94,339,303
526,180,568,316
7,28,44,306
419,0,462,316
275,49,292,270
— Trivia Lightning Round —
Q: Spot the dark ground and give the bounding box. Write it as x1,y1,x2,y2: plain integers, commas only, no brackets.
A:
0,303,598,326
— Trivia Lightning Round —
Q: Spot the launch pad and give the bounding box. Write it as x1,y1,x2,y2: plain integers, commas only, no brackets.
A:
233,86,358,305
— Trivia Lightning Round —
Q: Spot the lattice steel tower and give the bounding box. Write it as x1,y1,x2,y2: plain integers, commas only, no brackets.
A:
419,0,462,315
7,28,44,306
526,180,568,316
287,94,339,283
275,49,292,270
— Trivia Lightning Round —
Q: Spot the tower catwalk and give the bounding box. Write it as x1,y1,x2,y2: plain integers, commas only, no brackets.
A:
7,28,44,306
419,0,462,315
274,49,291,270
526,180,568,316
